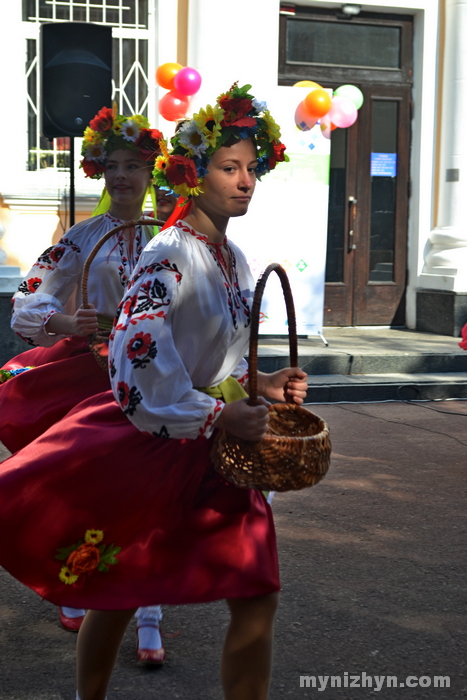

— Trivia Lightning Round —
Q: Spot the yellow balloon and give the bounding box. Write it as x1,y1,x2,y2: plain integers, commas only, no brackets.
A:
293,80,322,89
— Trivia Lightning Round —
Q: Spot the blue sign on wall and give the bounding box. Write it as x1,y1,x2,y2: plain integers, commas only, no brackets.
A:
371,152,397,177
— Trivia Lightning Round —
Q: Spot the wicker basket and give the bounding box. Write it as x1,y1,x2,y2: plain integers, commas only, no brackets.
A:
211,263,331,492
81,217,165,371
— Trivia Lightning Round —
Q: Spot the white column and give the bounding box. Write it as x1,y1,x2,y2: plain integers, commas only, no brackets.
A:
420,0,467,291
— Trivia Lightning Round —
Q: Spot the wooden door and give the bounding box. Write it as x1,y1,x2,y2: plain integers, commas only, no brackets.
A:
324,84,411,326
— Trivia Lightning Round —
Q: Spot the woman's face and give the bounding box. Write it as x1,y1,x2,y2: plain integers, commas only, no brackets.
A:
196,139,258,220
155,187,178,222
104,149,152,208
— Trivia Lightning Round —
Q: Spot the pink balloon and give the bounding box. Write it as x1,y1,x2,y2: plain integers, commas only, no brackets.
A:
319,113,333,139
158,91,190,121
174,67,202,96
328,96,358,128
294,101,318,131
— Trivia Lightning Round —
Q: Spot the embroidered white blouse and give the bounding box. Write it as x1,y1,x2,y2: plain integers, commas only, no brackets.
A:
11,212,156,347
109,219,254,441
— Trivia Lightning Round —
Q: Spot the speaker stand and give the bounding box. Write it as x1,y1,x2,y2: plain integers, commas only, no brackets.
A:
69,137,75,227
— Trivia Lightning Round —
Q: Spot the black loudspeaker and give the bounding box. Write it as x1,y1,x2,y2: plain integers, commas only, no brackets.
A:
40,22,112,138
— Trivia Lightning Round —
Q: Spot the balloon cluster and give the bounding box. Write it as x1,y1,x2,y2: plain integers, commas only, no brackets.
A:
293,80,364,139
156,62,202,121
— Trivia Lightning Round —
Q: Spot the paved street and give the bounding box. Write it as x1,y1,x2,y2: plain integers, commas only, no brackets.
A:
0,400,466,699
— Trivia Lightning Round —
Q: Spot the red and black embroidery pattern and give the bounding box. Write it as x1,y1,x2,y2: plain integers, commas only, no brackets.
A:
116,381,142,416
126,331,157,369
17,276,42,296
199,400,223,437
114,260,182,333
177,221,250,330
116,227,144,287
34,238,80,271
153,425,170,439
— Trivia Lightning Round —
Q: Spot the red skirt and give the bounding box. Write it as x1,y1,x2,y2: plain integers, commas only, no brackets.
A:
0,390,279,609
0,337,110,453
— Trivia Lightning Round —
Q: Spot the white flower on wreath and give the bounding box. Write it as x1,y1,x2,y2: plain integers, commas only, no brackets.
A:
178,121,208,157
83,143,107,161
121,119,140,142
252,98,267,114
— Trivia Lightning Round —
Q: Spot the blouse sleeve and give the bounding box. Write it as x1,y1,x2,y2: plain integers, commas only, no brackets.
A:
11,236,82,347
108,254,224,441
231,357,249,387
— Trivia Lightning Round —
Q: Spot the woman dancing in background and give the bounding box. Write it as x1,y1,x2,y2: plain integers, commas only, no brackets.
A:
0,106,168,664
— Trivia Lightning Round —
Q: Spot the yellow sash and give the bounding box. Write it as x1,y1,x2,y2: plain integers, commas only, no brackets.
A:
197,376,248,404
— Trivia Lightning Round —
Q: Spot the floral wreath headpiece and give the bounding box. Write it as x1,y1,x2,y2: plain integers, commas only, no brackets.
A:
153,82,289,199
80,105,163,179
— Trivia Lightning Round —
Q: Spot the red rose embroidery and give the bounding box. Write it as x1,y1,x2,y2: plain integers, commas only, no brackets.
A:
127,332,153,360
27,277,42,293
117,381,130,408
67,543,101,575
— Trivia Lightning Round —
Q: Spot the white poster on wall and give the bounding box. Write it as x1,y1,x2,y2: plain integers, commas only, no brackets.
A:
227,86,331,336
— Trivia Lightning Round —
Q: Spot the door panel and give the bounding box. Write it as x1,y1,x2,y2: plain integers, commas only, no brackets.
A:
324,84,410,326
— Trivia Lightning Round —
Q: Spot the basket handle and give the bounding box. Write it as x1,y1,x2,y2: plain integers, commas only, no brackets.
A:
81,217,165,309
248,263,298,406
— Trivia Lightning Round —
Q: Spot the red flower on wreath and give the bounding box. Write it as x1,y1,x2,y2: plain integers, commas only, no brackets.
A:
81,159,105,178
67,543,101,575
27,277,42,293
127,331,153,360
134,128,163,162
268,142,287,170
89,107,114,132
166,155,199,188
219,96,253,126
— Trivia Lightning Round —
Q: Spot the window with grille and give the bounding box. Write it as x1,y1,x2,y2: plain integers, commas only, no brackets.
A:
23,0,153,172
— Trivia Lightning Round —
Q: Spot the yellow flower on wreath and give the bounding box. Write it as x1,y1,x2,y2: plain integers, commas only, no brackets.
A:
262,110,282,143
59,565,79,585
84,529,104,545
154,155,168,171
173,181,204,199
132,114,150,129
83,127,103,145
193,104,224,148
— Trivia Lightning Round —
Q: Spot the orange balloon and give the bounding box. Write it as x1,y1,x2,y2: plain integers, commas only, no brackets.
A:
156,62,183,90
303,88,332,119
293,80,322,89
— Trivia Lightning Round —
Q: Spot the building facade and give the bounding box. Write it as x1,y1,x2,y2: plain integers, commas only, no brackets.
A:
0,0,465,335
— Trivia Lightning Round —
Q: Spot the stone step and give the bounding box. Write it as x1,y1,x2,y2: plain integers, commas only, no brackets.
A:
304,372,467,403
256,351,467,375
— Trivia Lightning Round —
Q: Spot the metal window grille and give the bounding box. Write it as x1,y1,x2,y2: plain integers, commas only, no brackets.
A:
23,0,153,172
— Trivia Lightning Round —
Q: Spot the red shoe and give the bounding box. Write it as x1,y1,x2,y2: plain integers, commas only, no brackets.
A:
58,607,85,633
136,624,166,666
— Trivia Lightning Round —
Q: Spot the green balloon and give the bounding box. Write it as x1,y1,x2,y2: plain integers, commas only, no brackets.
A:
334,84,364,110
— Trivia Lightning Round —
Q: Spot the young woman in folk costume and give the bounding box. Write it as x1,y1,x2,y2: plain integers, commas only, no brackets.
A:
0,83,308,700
0,106,168,663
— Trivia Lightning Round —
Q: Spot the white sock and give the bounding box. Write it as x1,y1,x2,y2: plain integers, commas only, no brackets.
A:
135,605,163,650
62,606,86,618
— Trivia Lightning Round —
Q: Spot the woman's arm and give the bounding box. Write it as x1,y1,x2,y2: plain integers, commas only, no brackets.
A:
255,368,308,405
44,304,99,337
11,236,84,346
